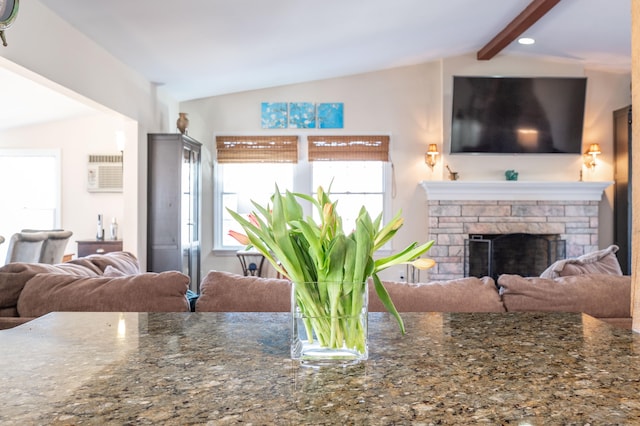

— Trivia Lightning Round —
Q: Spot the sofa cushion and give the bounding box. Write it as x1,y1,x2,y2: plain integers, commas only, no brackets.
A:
0,306,18,317
0,262,101,310
196,271,291,312
16,271,190,317
0,317,35,330
369,276,506,313
498,273,631,318
540,245,623,278
69,251,141,275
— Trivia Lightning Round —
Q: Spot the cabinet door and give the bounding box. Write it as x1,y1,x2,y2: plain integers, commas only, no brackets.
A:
613,106,631,274
181,145,201,289
148,133,202,292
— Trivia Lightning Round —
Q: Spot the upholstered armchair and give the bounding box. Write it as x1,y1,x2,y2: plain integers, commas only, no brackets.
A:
4,232,48,264
21,229,73,264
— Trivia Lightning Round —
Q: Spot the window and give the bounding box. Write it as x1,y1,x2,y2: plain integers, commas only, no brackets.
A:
215,136,297,249
312,161,385,233
214,135,390,251
308,135,389,233
0,149,60,261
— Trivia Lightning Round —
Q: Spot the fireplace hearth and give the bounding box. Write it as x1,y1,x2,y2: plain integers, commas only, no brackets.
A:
420,181,612,281
465,233,565,280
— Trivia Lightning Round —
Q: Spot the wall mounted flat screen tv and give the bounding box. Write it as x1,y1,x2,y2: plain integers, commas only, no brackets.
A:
450,76,587,154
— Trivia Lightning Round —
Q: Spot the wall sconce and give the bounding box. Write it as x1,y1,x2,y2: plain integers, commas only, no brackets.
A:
584,143,601,170
425,144,439,171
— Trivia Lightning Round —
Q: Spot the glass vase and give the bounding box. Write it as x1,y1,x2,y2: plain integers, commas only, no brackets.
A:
291,281,368,366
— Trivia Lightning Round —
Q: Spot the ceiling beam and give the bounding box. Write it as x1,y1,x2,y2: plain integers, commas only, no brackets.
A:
477,0,562,60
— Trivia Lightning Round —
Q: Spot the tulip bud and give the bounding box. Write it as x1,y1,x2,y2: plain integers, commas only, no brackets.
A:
229,230,250,246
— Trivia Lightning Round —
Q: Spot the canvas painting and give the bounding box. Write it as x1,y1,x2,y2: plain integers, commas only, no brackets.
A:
317,103,344,129
261,102,288,128
289,102,316,128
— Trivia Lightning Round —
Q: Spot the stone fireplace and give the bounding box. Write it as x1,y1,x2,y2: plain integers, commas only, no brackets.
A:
420,181,612,281
465,232,566,280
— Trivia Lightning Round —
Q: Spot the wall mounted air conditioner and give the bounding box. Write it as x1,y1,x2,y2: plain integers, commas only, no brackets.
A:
87,154,123,193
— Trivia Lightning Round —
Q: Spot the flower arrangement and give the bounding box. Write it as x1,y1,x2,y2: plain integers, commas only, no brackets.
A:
228,185,434,360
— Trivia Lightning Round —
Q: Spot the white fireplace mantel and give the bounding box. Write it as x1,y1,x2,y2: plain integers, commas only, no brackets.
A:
420,180,613,201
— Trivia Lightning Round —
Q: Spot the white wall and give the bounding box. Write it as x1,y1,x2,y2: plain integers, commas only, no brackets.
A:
182,55,630,281
0,114,137,256
0,0,180,265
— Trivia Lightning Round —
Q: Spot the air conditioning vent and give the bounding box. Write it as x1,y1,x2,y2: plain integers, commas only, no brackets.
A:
87,154,123,193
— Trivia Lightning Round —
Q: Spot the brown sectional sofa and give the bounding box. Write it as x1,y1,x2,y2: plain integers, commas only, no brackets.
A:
194,270,631,328
0,252,190,330
1,245,632,330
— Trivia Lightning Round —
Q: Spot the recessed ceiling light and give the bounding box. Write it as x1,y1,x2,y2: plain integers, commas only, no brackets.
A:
518,37,535,45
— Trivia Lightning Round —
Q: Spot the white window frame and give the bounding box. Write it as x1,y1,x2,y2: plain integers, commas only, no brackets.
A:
213,135,392,253
0,149,62,261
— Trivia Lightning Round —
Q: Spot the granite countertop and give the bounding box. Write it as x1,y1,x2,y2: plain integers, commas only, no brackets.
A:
1,311,640,424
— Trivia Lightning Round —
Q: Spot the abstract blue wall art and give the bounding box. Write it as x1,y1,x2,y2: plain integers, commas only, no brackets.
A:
261,102,288,128
289,102,316,128
317,103,344,128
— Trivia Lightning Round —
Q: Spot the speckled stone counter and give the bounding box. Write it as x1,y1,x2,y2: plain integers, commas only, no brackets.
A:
1,311,640,424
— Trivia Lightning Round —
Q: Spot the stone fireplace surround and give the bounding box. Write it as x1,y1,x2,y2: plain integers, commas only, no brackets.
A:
420,181,613,281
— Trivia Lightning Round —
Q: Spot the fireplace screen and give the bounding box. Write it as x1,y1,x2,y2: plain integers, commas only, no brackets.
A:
465,233,566,280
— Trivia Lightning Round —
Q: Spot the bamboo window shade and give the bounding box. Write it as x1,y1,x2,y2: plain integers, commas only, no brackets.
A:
216,136,298,163
308,135,389,161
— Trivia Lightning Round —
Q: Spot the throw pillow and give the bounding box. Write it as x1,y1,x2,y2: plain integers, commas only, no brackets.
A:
498,273,631,318
369,276,506,313
103,265,127,277
70,251,141,275
0,262,101,309
195,270,291,312
539,245,623,278
17,271,190,317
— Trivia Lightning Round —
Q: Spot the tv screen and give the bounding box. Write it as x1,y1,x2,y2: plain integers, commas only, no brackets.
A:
450,76,587,154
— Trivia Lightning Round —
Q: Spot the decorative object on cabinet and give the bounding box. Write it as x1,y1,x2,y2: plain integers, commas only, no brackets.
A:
424,144,439,170
613,105,632,274
147,133,201,292
76,239,123,258
176,113,189,135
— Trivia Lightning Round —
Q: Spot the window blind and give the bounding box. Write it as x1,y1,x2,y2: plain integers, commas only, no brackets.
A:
216,136,298,163
308,135,389,161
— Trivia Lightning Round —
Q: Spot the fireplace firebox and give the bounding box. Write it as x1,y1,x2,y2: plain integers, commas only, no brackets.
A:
465,233,566,280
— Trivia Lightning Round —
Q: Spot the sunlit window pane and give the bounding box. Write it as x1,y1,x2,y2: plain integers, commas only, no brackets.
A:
312,161,383,192
221,163,293,247
0,152,58,263
312,161,384,233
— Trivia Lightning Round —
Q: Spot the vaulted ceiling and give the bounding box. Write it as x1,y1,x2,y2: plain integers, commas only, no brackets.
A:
0,0,631,130
40,0,630,101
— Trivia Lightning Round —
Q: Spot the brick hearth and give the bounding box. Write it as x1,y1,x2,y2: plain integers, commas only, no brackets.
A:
420,181,612,281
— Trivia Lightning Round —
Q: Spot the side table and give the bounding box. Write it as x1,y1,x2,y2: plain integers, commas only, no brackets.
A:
77,240,123,257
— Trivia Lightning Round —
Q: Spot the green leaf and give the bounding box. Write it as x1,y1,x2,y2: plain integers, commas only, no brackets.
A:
372,273,405,334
